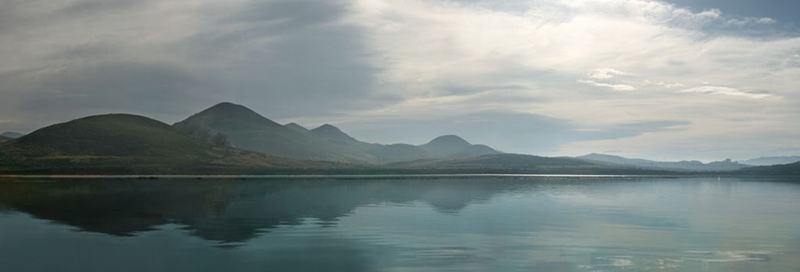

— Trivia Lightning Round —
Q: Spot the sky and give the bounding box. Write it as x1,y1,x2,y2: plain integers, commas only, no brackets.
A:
1,0,799,162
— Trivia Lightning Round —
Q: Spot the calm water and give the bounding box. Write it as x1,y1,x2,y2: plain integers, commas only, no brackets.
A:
0,176,799,272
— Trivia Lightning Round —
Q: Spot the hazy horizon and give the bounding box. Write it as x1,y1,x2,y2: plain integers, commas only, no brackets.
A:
2,0,799,162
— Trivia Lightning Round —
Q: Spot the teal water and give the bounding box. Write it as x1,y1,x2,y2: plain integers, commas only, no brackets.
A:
0,177,798,271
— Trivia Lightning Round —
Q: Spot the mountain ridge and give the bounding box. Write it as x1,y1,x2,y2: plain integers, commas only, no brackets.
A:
172,102,503,164
741,156,800,166
4,102,789,175
735,161,800,175
284,123,310,133
0,113,347,174
576,153,749,172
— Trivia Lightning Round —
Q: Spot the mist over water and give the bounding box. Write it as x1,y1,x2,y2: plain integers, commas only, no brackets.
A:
0,177,799,271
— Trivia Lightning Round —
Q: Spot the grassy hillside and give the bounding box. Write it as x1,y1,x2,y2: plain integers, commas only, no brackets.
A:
0,114,349,174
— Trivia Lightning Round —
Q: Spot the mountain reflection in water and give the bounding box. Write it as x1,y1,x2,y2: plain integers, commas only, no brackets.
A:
0,178,519,243
0,177,799,272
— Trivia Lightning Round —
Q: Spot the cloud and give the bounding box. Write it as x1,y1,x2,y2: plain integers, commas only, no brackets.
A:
678,86,778,99
587,68,631,79
342,0,800,158
725,17,776,27
643,80,684,88
0,0,396,128
0,0,798,160
578,80,637,91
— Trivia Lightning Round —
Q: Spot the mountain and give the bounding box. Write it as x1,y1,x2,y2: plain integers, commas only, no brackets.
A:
309,124,359,143
0,135,11,143
419,135,501,157
576,153,749,172
1,132,24,138
0,114,346,174
304,124,435,164
741,156,800,166
284,123,310,133
174,103,502,164
735,161,800,175
174,102,336,160
174,103,392,163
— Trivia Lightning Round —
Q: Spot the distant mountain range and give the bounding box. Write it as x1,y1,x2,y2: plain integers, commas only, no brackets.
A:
1,102,798,175
740,156,800,166
1,132,24,139
173,102,500,164
735,161,800,175
576,153,750,172
386,154,680,174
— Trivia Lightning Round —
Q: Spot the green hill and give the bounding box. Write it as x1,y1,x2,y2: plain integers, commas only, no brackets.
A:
0,114,347,174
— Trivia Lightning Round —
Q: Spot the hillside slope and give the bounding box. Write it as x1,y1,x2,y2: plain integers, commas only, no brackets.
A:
0,114,346,174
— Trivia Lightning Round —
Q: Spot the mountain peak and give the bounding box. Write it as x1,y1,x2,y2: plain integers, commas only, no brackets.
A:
315,124,340,131
284,123,310,133
309,124,358,143
420,135,499,157
177,102,282,131
579,153,626,160
198,102,262,118
425,135,471,147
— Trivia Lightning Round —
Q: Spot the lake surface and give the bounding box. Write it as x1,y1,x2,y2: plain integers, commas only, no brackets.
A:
0,176,799,272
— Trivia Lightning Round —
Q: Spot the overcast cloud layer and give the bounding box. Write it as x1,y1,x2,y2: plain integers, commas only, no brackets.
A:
1,0,799,161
